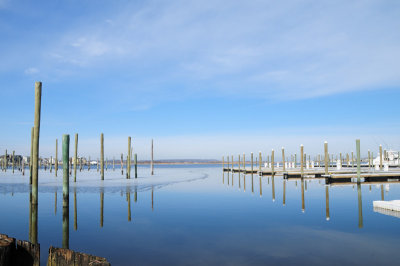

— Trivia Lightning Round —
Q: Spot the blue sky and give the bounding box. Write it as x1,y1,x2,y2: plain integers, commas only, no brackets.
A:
0,0,400,159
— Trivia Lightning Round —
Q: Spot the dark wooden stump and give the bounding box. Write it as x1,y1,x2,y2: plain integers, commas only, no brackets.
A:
47,246,110,266
0,234,16,266
16,239,40,266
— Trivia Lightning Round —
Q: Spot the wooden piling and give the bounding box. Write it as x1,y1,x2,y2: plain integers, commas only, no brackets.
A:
74,133,78,182
271,149,275,174
368,150,371,168
282,147,285,171
259,151,262,173
62,135,70,207
134,153,138,179
50,156,52,173
32,82,42,205
127,137,131,179
55,139,58,176
356,139,361,183
151,139,154,175
100,133,104,180
324,141,328,175
300,145,304,177
121,154,123,175
12,150,15,173
243,153,245,171
251,152,253,174
379,145,383,169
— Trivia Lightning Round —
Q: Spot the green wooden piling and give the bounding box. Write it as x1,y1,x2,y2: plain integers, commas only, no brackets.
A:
100,133,104,180
32,82,42,205
63,135,70,207
134,153,138,178
74,133,78,182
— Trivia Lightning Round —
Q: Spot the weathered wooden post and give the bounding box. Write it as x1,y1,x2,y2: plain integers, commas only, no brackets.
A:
134,153,138,178
259,151,262,173
300,145,304,177
62,135,70,207
368,150,371,168
251,152,254,174
243,153,245,171
4,149,7,172
55,139,58,176
12,150,15,173
231,155,234,173
271,149,275,174
120,154,124,175
151,139,154,175
74,133,78,182
324,141,328,176
238,155,241,172
379,145,383,170
32,82,41,205
100,133,104,180
282,147,285,171
127,137,131,179
356,139,361,183
222,156,224,170
88,156,91,171
351,151,354,168
50,156,52,173
113,157,115,171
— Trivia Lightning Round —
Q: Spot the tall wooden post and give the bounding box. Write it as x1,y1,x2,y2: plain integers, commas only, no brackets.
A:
151,139,154,175
356,139,361,183
63,135,70,207
259,151,262,173
12,150,15,173
32,82,42,205
134,153,138,179
55,139,58,176
100,133,104,180
271,149,275,174
324,141,328,176
127,137,131,179
379,145,383,170
121,153,123,175
300,145,304,177
282,147,285,171
74,133,78,182
251,152,253,173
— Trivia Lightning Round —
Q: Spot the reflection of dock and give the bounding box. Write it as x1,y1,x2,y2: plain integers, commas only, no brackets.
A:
373,206,400,219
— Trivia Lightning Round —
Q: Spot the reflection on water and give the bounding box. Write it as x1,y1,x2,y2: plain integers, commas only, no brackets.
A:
1,166,400,265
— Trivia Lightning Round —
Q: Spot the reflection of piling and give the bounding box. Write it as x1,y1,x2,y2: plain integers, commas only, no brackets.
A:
88,156,91,171
113,157,115,171
381,184,384,200
283,180,286,206
259,177,262,197
100,190,104,227
55,190,57,215
127,137,131,179
134,154,138,179
32,82,42,205
128,192,131,221
325,185,330,220
62,201,69,249
74,187,77,231
271,175,275,201
134,188,137,203
231,155,234,186
74,133,78,182
357,183,363,228
301,179,305,212
100,133,104,180
151,186,154,211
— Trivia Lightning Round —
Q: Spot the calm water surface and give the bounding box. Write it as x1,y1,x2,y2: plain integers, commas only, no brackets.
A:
0,164,399,265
